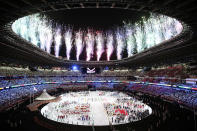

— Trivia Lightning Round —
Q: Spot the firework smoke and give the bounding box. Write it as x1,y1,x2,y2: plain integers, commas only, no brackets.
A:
64,28,73,60
106,33,114,61
75,31,84,61
95,31,104,61
85,30,95,61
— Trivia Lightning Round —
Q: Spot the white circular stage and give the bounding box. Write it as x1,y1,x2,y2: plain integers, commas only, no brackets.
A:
41,91,152,126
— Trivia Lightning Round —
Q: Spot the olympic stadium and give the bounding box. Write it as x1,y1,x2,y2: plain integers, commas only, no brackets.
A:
0,0,197,131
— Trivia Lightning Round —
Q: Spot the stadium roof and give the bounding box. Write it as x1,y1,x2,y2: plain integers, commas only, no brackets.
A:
0,0,197,68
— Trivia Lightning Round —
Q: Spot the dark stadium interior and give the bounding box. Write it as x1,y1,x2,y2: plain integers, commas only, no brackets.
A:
0,0,197,131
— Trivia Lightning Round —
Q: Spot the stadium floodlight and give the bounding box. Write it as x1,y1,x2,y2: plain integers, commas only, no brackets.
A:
72,65,79,71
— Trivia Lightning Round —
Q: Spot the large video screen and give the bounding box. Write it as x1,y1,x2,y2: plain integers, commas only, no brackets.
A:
81,68,101,74
87,68,95,74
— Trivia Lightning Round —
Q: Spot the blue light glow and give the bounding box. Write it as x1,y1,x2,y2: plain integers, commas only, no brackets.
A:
72,65,79,71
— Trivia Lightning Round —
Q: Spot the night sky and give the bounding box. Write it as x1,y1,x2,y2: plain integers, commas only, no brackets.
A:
43,8,150,30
